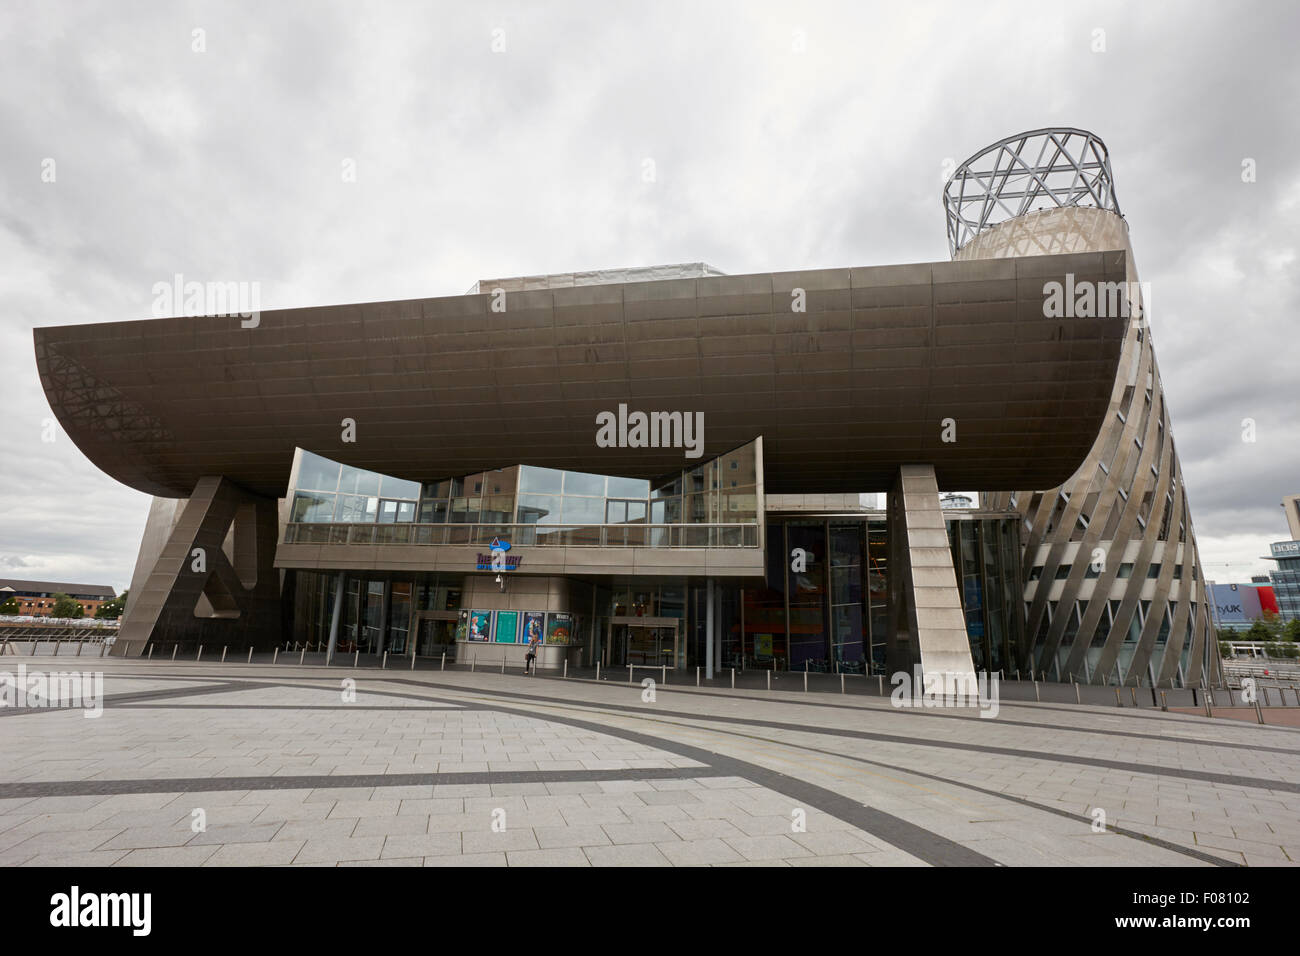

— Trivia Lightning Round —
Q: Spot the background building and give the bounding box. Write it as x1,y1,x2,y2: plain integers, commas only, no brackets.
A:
0,578,116,617
1206,580,1280,632
1265,494,1300,621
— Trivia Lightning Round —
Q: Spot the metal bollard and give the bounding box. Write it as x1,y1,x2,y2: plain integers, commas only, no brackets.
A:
77,641,83,657
171,644,177,661
662,664,667,686
1255,696,1266,725
803,670,808,693
766,670,771,691
731,668,735,689
221,646,228,663
878,674,883,695
1074,682,1081,704
1160,691,1168,712
53,640,61,657
410,651,416,670
273,648,279,664
383,651,388,670
1114,687,1122,707
1033,680,1040,702
628,663,633,684
197,644,203,661
1130,687,1138,706
841,673,845,695
148,643,154,659
501,654,505,674
564,660,568,679
595,662,600,681
696,666,700,687
300,647,305,665
353,649,359,668
441,652,446,671
248,647,254,663
471,653,476,673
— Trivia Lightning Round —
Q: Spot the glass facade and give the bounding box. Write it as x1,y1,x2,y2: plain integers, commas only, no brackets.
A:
281,447,1025,677
286,442,761,548
1267,542,1300,621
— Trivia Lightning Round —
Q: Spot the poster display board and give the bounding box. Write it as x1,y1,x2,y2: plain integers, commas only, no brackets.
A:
464,610,491,642
522,611,545,647
494,610,519,643
546,612,574,645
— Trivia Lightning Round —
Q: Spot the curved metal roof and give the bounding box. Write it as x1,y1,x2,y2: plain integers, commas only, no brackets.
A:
35,251,1127,499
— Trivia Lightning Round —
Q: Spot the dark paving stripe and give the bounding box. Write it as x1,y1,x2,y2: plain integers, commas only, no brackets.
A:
256,679,998,866
0,680,254,716
342,677,1300,796
296,670,1300,754
34,674,997,866
686,721,1240,867
118,704,459,711
0,766,728,799
90,665,1300,744
80,670,1300,792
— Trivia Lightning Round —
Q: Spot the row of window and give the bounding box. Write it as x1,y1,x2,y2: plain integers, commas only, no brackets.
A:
1028,562,1192,582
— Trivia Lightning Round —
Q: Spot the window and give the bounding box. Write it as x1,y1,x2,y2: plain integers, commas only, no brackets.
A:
519,466,564,494
563,472,606,497
291,492,336,523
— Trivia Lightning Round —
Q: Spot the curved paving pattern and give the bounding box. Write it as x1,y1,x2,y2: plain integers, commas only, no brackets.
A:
2,660,1298,866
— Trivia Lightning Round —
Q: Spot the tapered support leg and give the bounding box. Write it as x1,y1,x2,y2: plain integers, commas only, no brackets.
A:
886,465,978,691
116,476,281,654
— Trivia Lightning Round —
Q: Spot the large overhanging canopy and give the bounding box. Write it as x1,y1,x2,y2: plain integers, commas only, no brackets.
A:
35,251,1127,499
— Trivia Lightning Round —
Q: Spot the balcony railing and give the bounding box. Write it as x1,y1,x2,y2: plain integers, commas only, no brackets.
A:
283,522,760,549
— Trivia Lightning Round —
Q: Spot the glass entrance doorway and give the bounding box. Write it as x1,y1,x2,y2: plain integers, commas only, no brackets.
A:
415,612,458,658
606,618,680,669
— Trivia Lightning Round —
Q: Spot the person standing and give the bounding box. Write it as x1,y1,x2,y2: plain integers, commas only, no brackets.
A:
525,631,541,675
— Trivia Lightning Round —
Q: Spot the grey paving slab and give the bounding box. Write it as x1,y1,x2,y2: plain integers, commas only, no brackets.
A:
5,662,1298,868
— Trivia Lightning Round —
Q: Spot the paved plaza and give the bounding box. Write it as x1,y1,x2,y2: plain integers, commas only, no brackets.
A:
1,659,1299,867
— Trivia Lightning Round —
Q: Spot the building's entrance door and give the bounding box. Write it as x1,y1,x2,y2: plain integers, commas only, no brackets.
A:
415,611,458,658
606,618,679,669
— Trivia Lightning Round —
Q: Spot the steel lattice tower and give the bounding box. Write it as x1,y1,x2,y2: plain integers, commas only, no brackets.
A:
944,128,1221,687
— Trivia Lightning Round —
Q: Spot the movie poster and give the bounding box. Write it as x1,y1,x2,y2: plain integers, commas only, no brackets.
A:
494,610,519,643
522,611,545,648
546,611,574,645
466,610,491,642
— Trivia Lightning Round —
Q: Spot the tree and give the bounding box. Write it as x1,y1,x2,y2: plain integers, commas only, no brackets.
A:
1283,618,1300,643
0,596,19,615
95,591,128,620
49,593,84,619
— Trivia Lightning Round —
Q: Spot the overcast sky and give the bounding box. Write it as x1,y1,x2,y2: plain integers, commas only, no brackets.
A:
1,0,1297,593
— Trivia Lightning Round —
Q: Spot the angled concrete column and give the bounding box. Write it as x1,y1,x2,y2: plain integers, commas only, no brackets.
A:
886,465,977,689
116,476,282,654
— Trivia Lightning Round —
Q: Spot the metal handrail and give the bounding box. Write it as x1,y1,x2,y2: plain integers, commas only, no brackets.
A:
283,521,760,549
